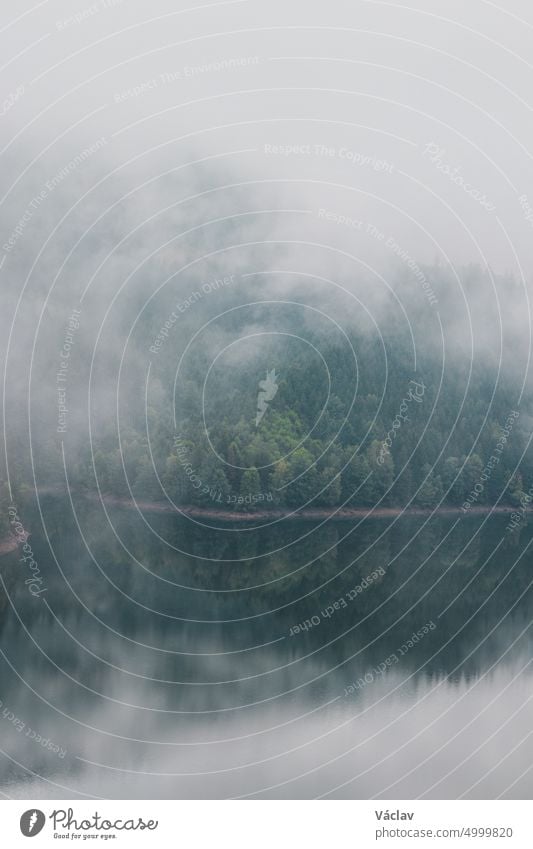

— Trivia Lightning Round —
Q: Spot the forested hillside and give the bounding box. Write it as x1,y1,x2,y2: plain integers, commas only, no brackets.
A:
1,263,531,516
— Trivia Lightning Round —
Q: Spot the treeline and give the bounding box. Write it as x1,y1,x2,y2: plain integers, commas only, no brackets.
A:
72,326,531,512
2,263,532,516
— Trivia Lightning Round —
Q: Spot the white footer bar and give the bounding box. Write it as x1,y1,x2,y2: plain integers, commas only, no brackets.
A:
0,800,530,848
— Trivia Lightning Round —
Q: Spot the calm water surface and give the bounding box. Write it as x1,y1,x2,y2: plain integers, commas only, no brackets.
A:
0,496,532,798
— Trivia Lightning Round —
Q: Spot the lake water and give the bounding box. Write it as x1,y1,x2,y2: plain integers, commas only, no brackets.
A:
1,495,532,799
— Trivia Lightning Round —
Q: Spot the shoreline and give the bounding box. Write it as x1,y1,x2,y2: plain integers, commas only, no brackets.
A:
0,496,519,550
70,492,519,523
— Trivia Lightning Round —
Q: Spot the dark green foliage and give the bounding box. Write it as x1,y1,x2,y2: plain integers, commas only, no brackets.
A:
3,265,532,517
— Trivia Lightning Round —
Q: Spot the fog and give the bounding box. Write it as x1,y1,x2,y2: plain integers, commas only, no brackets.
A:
2,1,533,456
2,0,533,268
4,662,533,800
1,0,533,804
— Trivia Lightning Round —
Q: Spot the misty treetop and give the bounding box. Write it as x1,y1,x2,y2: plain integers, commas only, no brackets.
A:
0,263,527,518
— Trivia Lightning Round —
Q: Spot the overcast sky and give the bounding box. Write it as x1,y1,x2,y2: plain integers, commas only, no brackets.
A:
1,0,532,281
2,0,533,444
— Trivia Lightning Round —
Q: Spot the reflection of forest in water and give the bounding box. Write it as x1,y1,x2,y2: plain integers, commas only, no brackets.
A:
1,495,532,686
1,496,533,799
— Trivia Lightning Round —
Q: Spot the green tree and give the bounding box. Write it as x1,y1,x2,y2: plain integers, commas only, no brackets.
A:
237,467,261,511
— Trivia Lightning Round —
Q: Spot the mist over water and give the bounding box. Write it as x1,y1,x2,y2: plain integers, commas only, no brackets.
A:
1,504,533,799
1,0,533,803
